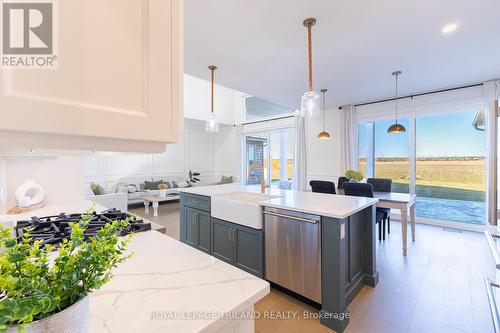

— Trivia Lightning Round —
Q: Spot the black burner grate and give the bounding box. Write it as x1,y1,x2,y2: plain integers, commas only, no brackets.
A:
15,208,151,247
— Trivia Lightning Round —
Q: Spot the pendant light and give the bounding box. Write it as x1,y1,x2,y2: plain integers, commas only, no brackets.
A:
317,89,331,140
300,18,320,118
206,65,219,133
387,70,406,134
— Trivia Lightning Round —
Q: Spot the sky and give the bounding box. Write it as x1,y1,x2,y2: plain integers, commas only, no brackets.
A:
359,111,486,158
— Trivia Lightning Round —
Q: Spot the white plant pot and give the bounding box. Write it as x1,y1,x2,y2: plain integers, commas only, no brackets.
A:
6,296,90,333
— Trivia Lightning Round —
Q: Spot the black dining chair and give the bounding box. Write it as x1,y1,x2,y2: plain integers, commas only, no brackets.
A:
343,182,386,241
310,180,336,194
337,177,349,190
367,178,392,238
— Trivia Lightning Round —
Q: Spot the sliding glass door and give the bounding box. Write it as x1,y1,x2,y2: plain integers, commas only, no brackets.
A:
358,119,410,193
374,119,410,193
416,112,486,224
358,112,486,225
246,134,268,185
245,128,295,189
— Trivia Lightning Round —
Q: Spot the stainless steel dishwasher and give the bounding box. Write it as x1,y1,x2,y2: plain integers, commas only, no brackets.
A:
264,206,321,303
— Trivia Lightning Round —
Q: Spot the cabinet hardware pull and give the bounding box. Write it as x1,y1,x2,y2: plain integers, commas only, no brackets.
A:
232,229,236,242
192,200,200,204
228,229,232,241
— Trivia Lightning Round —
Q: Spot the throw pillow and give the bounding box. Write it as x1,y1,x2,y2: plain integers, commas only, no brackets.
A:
171,181,179,188
90,183,102,195
144,180,163,190
163,181,171,189
220,176,233,184
128,185,137,193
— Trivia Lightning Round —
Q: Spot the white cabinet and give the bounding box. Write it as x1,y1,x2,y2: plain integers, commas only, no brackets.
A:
0,0,183,153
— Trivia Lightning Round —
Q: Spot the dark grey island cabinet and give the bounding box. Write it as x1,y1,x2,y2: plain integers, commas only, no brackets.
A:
180,193,211,254
180,191,378,333
180,192,264,278
212,218,264,277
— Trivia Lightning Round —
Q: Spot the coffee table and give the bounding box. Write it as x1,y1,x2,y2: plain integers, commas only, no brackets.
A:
143,194,180,217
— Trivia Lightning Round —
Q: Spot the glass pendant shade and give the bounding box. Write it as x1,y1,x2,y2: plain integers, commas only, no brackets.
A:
301,91,320,118
206,65,219,133
387,123,406,133
205,113,219,133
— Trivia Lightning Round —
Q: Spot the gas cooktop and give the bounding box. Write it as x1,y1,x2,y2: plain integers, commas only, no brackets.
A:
15,208,151,247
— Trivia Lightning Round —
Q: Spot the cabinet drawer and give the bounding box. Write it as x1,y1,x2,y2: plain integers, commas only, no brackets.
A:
184,193,211,212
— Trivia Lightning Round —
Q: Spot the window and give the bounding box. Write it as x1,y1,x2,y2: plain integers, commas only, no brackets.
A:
246,134,268,185
245,128,294,189
416,112,486,224
244,96,295,121
358,119,409,193
374,119,410,193
358,111,486,225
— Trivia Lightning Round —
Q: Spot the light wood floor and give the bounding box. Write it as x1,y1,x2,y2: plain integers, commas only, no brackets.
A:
132,202,496,333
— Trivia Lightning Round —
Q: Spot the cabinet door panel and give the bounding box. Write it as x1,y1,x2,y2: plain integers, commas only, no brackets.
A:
184,207,198,248
234,226,263,277
197,211,211,254
211,219,234,263
0,0,182,144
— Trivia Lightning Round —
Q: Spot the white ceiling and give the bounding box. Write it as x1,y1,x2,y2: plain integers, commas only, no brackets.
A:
184,0,500,110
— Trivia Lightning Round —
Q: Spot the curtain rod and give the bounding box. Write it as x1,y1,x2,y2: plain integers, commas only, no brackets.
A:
241,114,295,126
338,83,483,110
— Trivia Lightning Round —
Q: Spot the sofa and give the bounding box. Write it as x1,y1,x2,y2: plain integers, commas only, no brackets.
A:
84,186,128,212
87,175,239,208
108,176,186,206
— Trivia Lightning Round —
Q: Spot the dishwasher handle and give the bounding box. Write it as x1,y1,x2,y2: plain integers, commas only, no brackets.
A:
263,210,319,224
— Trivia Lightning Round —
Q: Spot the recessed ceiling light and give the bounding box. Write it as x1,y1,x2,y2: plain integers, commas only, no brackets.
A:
442,23,458,34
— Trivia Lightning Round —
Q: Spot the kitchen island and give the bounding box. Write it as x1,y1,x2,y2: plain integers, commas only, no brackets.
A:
179,184,379,333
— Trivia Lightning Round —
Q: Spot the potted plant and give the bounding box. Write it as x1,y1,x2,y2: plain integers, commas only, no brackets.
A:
0,210,132,333
345,169,364,182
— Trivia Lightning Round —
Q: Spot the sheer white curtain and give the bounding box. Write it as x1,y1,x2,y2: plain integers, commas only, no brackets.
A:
340,104,358,174
292,115,307,191
485,80,500,225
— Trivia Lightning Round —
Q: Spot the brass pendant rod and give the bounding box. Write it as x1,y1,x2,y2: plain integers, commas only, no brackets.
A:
321,89,327,131
209,65,217,114
395,73,399,124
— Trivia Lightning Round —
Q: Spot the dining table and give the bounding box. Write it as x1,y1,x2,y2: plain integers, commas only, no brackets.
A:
338,188,417,256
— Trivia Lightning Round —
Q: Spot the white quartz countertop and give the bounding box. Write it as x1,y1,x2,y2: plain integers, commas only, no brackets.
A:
180,184,378,219
90,231,270,333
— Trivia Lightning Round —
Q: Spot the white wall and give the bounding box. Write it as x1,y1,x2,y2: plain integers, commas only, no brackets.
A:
184,74,246,125
84,119,241,189
306,109,343,187
4,157,85,209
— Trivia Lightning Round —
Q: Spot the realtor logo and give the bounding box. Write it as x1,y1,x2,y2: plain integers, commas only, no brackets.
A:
2,0,57,68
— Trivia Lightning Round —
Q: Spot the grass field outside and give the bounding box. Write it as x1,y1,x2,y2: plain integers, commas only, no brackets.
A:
359,157,486,202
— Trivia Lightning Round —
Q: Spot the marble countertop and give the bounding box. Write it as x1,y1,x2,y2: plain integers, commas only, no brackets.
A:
180,184,378,219
90,230,270,333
